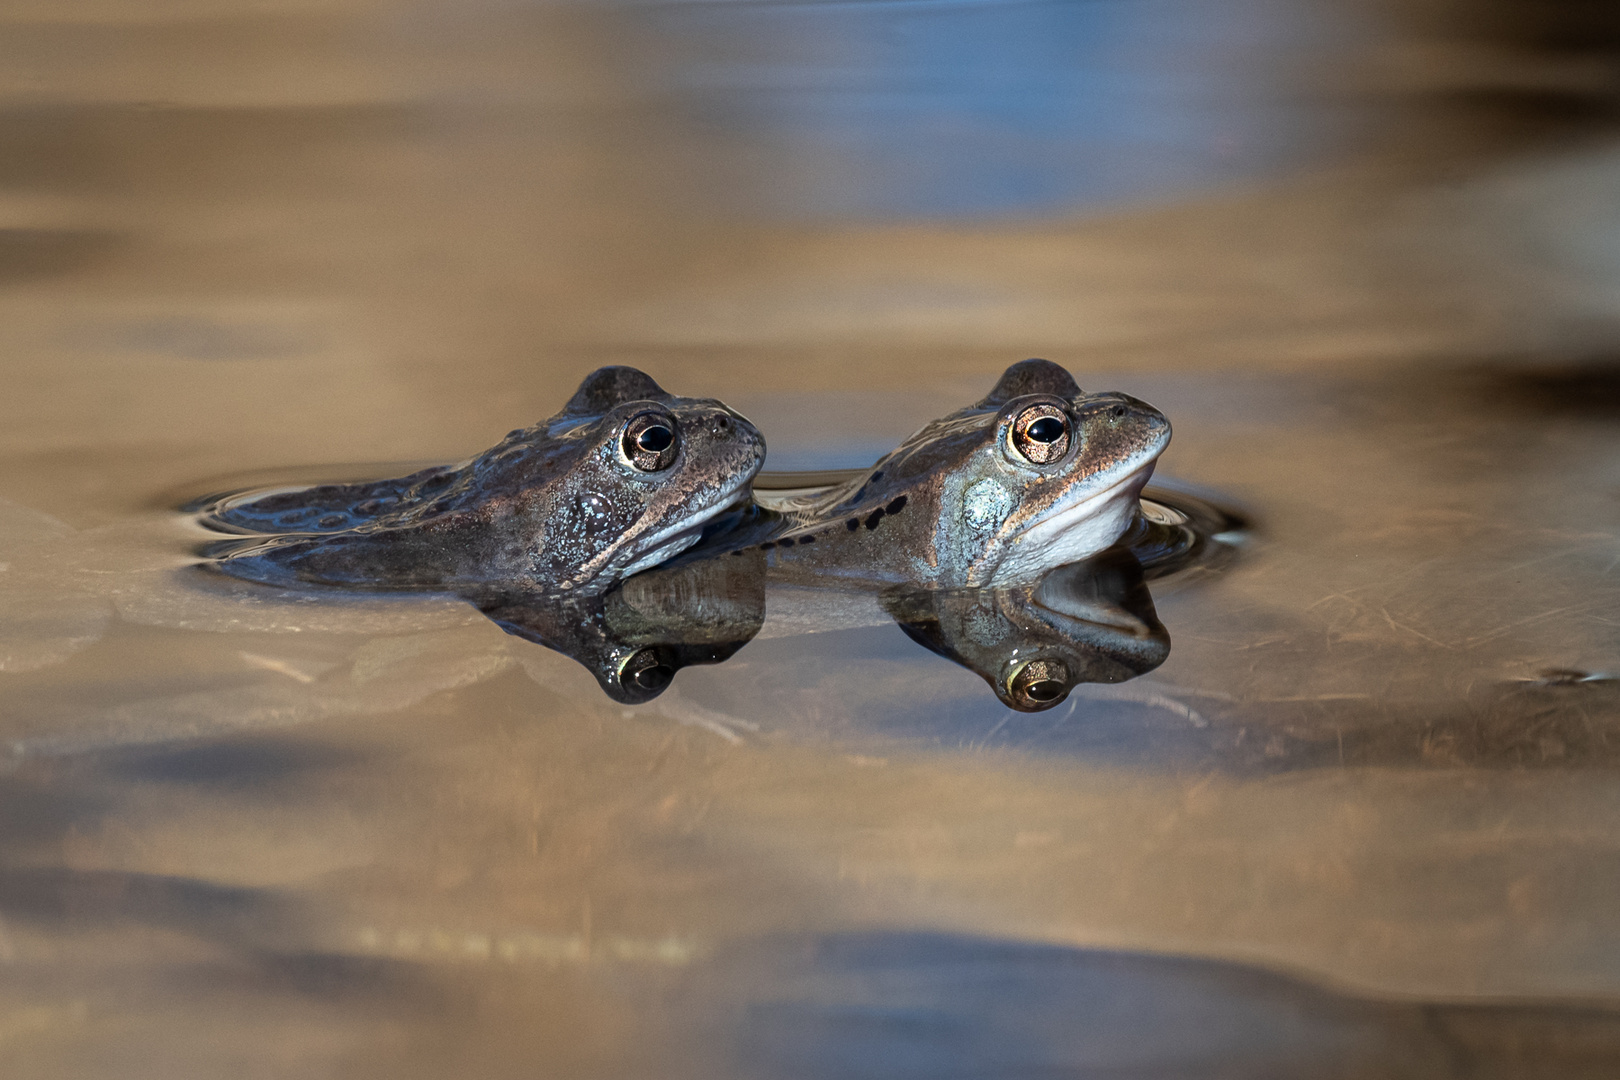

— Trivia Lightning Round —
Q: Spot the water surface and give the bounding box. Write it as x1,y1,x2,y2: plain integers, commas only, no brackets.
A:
3,0,1620,1075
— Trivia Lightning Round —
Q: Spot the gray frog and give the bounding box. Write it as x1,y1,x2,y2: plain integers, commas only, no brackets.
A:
205,367,765,594
703,359,1171,588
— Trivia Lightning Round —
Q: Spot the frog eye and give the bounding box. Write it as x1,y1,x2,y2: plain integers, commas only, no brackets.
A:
1006,658,1071,711
1009,404,1070,465
621,412,679,472
618,646,675,693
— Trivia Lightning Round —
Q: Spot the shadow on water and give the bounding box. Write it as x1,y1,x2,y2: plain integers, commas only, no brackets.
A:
699,932,1620,1080
1455,361,1620,418
99,737,372,791
0,866,275,942
0,103,419,195
0,229,122,284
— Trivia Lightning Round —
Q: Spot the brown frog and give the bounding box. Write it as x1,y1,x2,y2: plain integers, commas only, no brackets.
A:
692,359,1171,589
205,367,766,595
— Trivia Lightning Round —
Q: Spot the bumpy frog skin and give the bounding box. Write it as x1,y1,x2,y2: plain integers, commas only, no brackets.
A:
206,367,765,594
702,359,1170,588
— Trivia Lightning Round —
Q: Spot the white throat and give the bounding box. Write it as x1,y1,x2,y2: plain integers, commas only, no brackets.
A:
985,463,1156,585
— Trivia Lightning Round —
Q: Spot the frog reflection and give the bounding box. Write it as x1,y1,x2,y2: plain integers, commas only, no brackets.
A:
470,545,767,704
883,547,1168,711
474,539,1166,713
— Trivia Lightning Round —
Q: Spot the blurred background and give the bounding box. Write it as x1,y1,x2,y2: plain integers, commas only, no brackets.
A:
2,0,1617,506
3,1,1620,1076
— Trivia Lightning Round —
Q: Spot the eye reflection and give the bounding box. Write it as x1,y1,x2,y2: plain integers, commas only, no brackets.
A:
1007,658,1072,710
620,647,676,692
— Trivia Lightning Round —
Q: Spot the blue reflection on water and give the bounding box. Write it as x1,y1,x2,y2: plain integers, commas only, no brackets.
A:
694,932,1500,1078
636,0,1365,218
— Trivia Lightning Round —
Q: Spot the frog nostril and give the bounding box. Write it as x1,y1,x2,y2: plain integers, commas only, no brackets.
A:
1110,404,1127,420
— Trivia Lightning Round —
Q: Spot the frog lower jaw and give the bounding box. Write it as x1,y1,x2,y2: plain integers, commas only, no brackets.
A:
982,461,1157,585
614,481,757,580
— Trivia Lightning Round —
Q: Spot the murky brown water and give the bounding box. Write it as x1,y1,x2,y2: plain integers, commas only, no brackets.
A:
4,0,1620,1075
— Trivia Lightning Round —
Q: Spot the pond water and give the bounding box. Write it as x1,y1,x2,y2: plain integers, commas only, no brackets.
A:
4,0,1620,1075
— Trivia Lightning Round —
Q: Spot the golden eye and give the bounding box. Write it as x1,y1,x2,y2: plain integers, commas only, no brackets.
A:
622,412,679,472
1006,658,1071,710
1010,404,1070,464
618,646,675,693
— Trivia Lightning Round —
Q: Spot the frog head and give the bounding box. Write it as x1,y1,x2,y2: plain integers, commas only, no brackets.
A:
798,359,1169,587
521,367,768,589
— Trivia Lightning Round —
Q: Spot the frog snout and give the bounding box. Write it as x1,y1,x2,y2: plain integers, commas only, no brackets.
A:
696,410,734,438
1103,394,1170,439
707,409,765,451
1137,401,1171,444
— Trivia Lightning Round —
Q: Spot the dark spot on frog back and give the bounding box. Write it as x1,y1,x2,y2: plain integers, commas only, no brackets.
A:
858,497,905,532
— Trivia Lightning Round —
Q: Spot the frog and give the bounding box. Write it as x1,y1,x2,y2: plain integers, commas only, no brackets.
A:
688,358,1170,589
202,366,766,595
883,546,1168,711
